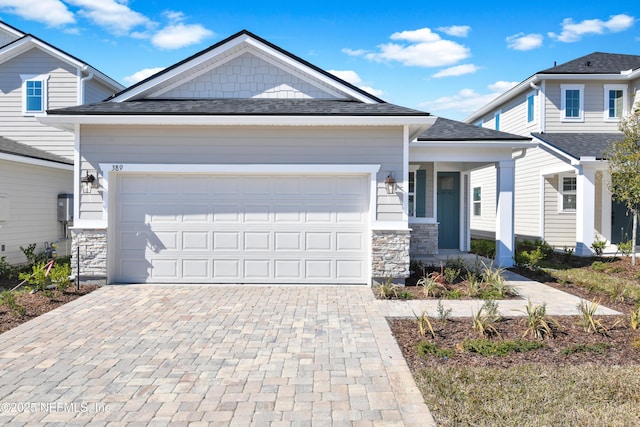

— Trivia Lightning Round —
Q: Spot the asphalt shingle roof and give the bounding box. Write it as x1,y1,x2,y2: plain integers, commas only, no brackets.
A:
47,98,431,116
538,52,640,74
532,132,623,160
0,137,72,165
418,117,530,141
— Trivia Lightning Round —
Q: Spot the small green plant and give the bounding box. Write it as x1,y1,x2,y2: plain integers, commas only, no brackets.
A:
591,261,608,271
520,299,560,340
515,247,545,269
417,273,442,298
416,341,455,359
377,278,398,299
395,289,414,300
591,238,607,256
481,263,517,298
436,300,452,323
413,309,435,339
20,243,45,266
618,240,633,257
576,299,608,334
49,263,72,292
562,246,574,262
465,271,481,297
0,290,26,317
462,338,543,357
443,267,461,284
561,343,612,355
472,300,501,337
632,337,640,350
445,289,462,300
0,256,14,278
18,261,53,292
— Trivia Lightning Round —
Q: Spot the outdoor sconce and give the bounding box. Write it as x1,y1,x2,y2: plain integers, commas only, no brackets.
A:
81,171,96,194
384,173,396,194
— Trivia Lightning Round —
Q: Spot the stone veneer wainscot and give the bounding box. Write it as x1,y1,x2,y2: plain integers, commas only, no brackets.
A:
371,230,410,283
71,229,107,281
409,223,438,256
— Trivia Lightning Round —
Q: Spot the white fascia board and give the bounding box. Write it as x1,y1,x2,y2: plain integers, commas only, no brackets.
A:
411,140,534,149
39,114,434,128
0,152,73,171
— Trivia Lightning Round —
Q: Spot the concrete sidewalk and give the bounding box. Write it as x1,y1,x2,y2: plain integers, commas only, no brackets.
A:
0,274,621,426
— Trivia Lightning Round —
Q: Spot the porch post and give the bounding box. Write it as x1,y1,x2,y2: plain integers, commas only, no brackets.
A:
495,160,515,267
575,165,597,256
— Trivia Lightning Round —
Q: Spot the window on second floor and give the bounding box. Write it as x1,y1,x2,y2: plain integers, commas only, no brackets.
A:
560,175,577,212
604,84,627,121
494,112,501,131
527,92,535,123
21,74,49,116
561,84,584,122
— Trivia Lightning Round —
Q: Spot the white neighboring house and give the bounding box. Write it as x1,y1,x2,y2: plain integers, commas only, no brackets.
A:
465,52,640,255
42,30,532,285
0,21,123,264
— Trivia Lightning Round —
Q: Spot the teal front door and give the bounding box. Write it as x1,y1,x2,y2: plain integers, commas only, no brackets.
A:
437,172,460,249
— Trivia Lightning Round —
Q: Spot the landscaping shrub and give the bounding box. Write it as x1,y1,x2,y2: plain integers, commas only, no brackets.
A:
469,239,495,259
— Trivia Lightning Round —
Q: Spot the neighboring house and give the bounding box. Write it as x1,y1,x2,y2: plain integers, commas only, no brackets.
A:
0,21,123,264
465,52,640,255
43,30,531,285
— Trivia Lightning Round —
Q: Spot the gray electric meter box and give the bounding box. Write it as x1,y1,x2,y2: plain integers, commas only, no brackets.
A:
57,193,73,222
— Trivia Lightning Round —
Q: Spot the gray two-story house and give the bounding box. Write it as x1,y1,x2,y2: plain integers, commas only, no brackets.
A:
465,52,640,255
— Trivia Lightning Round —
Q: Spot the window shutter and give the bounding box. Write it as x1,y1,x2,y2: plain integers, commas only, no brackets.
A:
416,169,426,217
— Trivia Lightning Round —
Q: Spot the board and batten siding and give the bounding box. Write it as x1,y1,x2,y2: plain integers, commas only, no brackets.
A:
543,80,630,133
0,159,72,264
0,47,77,159
78,125,404,222
543,175,576,247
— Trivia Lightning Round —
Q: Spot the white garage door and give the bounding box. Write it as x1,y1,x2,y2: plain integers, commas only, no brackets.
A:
113,174,370,284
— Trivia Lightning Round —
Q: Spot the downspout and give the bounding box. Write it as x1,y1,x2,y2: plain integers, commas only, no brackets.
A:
79,66,94,104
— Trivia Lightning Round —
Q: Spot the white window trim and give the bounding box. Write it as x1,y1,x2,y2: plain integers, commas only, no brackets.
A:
20,74,49,116
526,91,537,124
408,165,420,218
472,185,482,217
560,84,584,122
603,84,628,122
558,173,577,213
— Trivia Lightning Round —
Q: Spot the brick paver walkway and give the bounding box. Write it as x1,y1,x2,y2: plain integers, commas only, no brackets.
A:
0,285,435,426
0,275,620,426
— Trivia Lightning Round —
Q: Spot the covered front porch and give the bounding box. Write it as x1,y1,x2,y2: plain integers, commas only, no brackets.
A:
408,118,534,267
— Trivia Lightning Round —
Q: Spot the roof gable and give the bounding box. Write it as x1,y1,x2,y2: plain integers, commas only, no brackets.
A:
0,21,23,47
111,30,382,103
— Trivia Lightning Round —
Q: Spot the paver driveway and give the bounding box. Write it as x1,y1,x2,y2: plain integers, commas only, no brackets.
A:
0,285,434,426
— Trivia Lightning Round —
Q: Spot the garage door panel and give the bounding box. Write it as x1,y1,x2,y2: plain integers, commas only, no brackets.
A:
114,174,369,284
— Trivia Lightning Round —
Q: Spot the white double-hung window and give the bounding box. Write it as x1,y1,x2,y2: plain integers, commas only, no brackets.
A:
561,84,584,122
603,84,627,121
560,175,577,212
21,74,49,115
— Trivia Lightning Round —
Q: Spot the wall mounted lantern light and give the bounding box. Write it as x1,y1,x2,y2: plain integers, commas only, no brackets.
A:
81,171,96,194
384,173,396,194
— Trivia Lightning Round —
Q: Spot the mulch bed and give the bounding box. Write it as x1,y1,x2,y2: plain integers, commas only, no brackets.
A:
0,285,99,334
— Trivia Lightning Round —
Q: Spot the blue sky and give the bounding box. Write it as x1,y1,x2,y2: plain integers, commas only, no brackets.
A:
0,0,637,120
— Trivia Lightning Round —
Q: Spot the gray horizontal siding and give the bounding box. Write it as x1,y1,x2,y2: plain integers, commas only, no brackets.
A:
79,125,405,222
0,159,72,264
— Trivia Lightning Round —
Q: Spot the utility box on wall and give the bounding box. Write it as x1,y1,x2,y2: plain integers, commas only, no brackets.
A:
57,193,73,222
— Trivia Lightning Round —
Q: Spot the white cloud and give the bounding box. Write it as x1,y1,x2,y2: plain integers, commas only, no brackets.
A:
151,22,214,49
506,33,543,50
420,81,518,116
432,64,479,78
64,0,152,35
123,67,165,85
346,27,470,68
548,14,635,42
328,69,384,97
0,0,74,27
437,25,471,37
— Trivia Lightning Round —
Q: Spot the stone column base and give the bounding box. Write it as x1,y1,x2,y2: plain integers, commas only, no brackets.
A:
409,223,438,256
71,229,107,283
371,229,410,284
